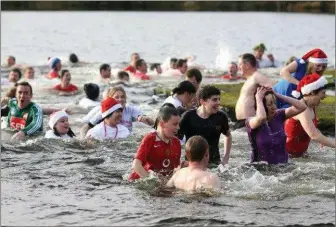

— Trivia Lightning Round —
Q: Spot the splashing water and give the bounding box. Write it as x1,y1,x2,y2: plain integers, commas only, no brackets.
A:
215,42,232,70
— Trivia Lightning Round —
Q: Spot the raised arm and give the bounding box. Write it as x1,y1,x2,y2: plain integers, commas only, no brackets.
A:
272,91,307,119
297,110,335,148
247,87,268,129
279,61,299,85
132,159,150,178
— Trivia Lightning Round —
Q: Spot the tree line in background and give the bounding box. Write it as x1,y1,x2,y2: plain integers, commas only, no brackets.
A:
1,1,335,14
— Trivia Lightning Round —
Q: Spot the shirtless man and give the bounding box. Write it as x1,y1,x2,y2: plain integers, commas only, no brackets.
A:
235,53,276,128
166,136,221,191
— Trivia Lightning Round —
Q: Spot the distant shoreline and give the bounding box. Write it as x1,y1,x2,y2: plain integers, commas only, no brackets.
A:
1,1,335,14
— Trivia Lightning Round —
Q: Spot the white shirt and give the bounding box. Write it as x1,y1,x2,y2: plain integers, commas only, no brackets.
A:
45,130,72,139
82,105,142,132
78,97,100,109
86,122,130,140
257,58,273,68
163,96,183,108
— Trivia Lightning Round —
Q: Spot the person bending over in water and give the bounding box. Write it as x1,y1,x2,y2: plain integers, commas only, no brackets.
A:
273,48,328,109
246,87,306,164
163,80,196,113
45,110,76,139
129,105,182,181
166,136,221,191
86,97,130,140
53,69,79,95
78,83,100,109
235,53,276,128
179,85,232,167
285,73,335,157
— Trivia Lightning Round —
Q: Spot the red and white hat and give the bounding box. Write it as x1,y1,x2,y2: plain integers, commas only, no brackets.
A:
101,97,122,119
49,110,68,129
292,73,328,98
300,48,328,64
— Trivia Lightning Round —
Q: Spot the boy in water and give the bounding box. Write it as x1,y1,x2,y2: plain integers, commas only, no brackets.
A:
166,136,221,191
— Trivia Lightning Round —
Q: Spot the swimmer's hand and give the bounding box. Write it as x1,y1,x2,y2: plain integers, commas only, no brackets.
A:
62,107,73,115
217,163,228,173
11,131,25,141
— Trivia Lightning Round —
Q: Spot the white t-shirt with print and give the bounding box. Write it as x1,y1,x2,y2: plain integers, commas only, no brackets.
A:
86,122,130,140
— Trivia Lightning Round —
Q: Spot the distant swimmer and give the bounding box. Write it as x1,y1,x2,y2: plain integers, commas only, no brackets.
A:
45,110,76,139
22,66,35,80
86,97,130,140
123,52,140,74
176,59,188,76
129,105,182,181
166,136,221,191
53,69,79,95
149,63,162,75
134,59,150,80
285,73,335,157
267,53,283,68
221,62,244,81
6,82,43,140
78,83,100,109
47,57,62,79
253,43,272,68
4,55,17,68
2,68,22,87
69,53,79,64
273,48,328,108
245,87,306,164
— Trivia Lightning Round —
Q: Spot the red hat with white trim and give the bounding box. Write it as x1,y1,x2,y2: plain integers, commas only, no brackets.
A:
300,48,328,64
101,97,122,119
292,73,328,98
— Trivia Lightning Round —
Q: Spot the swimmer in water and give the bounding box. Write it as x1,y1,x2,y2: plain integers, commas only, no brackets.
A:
166,135,221,191
134,59,150,80
123,52,140,74
47,57,62,79
53,69,79,95
78,83,100,109
45,110,76,139
129,105,183,181
86,97,130,140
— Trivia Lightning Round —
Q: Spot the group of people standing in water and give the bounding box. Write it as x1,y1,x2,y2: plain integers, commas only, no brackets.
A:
1,46,335,191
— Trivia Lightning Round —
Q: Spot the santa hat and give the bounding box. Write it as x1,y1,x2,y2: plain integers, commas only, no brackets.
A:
292,73,328,98
101,97,122,119
49,111,68,129
300,48,328,64
48,57,61,69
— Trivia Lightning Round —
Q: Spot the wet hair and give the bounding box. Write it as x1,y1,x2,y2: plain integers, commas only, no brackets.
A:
185,135,209,162
6,84,18,98
150,63,161,71
99,64,110,74
170,58,177,64
103,108,123,121
177,59,187,68
53,126,76,138
60,69,70,78
135,59,145,69
186,68,202,83
172,80,196,95
153,105,179,130
240,53,257,68
229,62,238,68
107,86,126,99
286,56,297,66
253,89,275,115
117,71,129,80
307,85,327,96
16,81,33,95
253,43,267,51
69,53,79,63
11,68,22,80
8,55,15,62
197,85,220,102
83,83,100,100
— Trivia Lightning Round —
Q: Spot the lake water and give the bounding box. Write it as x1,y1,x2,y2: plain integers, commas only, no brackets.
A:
1,12,335,226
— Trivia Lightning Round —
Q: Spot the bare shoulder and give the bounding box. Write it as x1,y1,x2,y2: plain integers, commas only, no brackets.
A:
202,172,221,189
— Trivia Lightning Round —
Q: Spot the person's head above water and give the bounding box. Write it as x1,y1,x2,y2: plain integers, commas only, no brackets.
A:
83,83,100,101
9,68,22,83
177,59,188,74
6,55,16,67
101,97,124,127
49,110,75,137
153,105,180,139
48,57,62,71
253,43,267,60
60,69,71,85
170,58,178,69
150,63,162,74
227,62,238,76
238,53,257,76
135,59,147,73
99,63,111,79
186,68,202,90
185,135,209,165
16,81,33,109
117,71,130,82
69,53,79,63
197,85,221,115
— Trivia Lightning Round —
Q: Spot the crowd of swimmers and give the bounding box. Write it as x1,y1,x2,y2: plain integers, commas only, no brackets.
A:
1,45,335,192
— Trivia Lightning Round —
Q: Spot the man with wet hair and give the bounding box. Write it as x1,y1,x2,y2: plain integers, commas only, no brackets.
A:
177,59,188,75
134,59,150,80
150,63,162,75
166,135,221,191
221,62,244,80
186,68,202,91
6,55,16,67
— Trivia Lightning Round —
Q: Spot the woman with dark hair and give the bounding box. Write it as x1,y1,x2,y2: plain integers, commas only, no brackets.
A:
163,80,196,111
246,86,306,164
45,111,76,139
